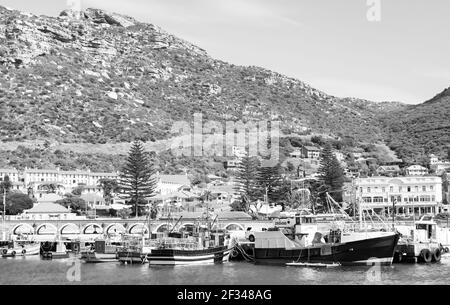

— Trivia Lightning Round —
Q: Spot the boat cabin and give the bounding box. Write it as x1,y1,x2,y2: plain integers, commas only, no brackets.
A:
414,221,437,242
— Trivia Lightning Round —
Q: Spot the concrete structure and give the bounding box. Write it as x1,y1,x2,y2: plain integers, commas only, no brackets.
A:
0,212,261,241
355,176,443,216
406,165,429,176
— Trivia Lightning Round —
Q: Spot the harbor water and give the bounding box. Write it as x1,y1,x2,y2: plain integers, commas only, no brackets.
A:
1,255,450,285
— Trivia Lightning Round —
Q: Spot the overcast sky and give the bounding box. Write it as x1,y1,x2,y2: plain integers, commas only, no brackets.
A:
1,0,449,104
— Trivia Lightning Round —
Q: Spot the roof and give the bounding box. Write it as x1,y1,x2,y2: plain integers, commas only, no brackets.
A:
24,202,70,214
377,165,401,171
0,168,19,172
217,211,253,220
407,165,428,170
157,174,190,185
303,146,320,151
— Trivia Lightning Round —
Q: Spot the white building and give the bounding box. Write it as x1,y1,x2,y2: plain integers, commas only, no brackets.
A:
23,168,118,195
155,173,191,196
355,176,443,216
405,165,428,176
231,146,246,158
0,168,20,183
20,202,80,220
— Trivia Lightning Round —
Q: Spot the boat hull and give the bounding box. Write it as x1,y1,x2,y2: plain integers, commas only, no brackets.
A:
2,245,41,257
147,246,232,266
41,252,70,259
117,251,148,264
81,252,118,263
254,234,400,266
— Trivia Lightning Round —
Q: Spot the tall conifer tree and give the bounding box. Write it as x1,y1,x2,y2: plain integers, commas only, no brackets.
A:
234,149,260,209
318,143,345,204
119,140,157,217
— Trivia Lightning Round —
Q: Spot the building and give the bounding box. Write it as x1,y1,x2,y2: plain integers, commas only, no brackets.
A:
333,151,345,162
355,176,443,216
20,202,80,220
224,159,241,170
0,168,21,183
429,154,450,173
23,168,118,199
231,146,246,158
376,165,401,177
406,165,429,176
301,146,321,159
155,173,191,196
289,149,303,159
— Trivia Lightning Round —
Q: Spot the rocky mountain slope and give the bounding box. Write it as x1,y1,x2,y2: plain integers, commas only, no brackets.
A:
0,5,406,147
382,87,450,163
1,6,447,169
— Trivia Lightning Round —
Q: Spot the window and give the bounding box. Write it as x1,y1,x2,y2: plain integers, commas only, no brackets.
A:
422,186,426,192
382,187,386,192
390,186,394,192
430,186,434,191
367,187,371,193
407,186,411,192
415,186,419,192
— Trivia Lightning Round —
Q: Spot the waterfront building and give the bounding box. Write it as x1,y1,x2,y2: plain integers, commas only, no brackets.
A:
20,202,80,220
355,176,443,216
406,165,429,176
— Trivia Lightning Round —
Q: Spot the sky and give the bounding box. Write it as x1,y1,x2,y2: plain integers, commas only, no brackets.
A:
1,0,449,104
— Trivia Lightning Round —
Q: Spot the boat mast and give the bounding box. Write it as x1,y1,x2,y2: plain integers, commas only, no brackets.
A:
2,188,6,240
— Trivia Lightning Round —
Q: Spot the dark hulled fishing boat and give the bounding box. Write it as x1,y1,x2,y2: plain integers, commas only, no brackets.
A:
253,213,400,266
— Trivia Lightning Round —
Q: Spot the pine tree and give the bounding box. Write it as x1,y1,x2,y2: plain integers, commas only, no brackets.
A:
119,141,157,217
234,150,260,209
257,163,284,203
318,143,345,205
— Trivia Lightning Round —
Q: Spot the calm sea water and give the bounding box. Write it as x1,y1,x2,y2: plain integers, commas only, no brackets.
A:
0,255,450,285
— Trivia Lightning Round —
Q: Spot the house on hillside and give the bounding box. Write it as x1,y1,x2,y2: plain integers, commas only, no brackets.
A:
301,146,321,159
376,165,401,177
155,173,191,195
405,165,429,176
289,149,303,159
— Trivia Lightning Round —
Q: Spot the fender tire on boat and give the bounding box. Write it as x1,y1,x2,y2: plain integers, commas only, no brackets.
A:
420,249,432,263
22,249,26,255
11,251,16,257
248,235,255,243
432,249,441,263
2,249,7,255
445,247,449,253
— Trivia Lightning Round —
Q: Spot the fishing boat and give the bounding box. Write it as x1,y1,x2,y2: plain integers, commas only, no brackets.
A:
147,217,233,266
81,239,123,263
117,235,154,264
2,241,41,257
41,241,69,259
253,212,400,266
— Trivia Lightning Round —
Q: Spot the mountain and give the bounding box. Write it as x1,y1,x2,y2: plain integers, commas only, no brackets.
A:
0,6,446,171
0,6,405,145
382,88,450,163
